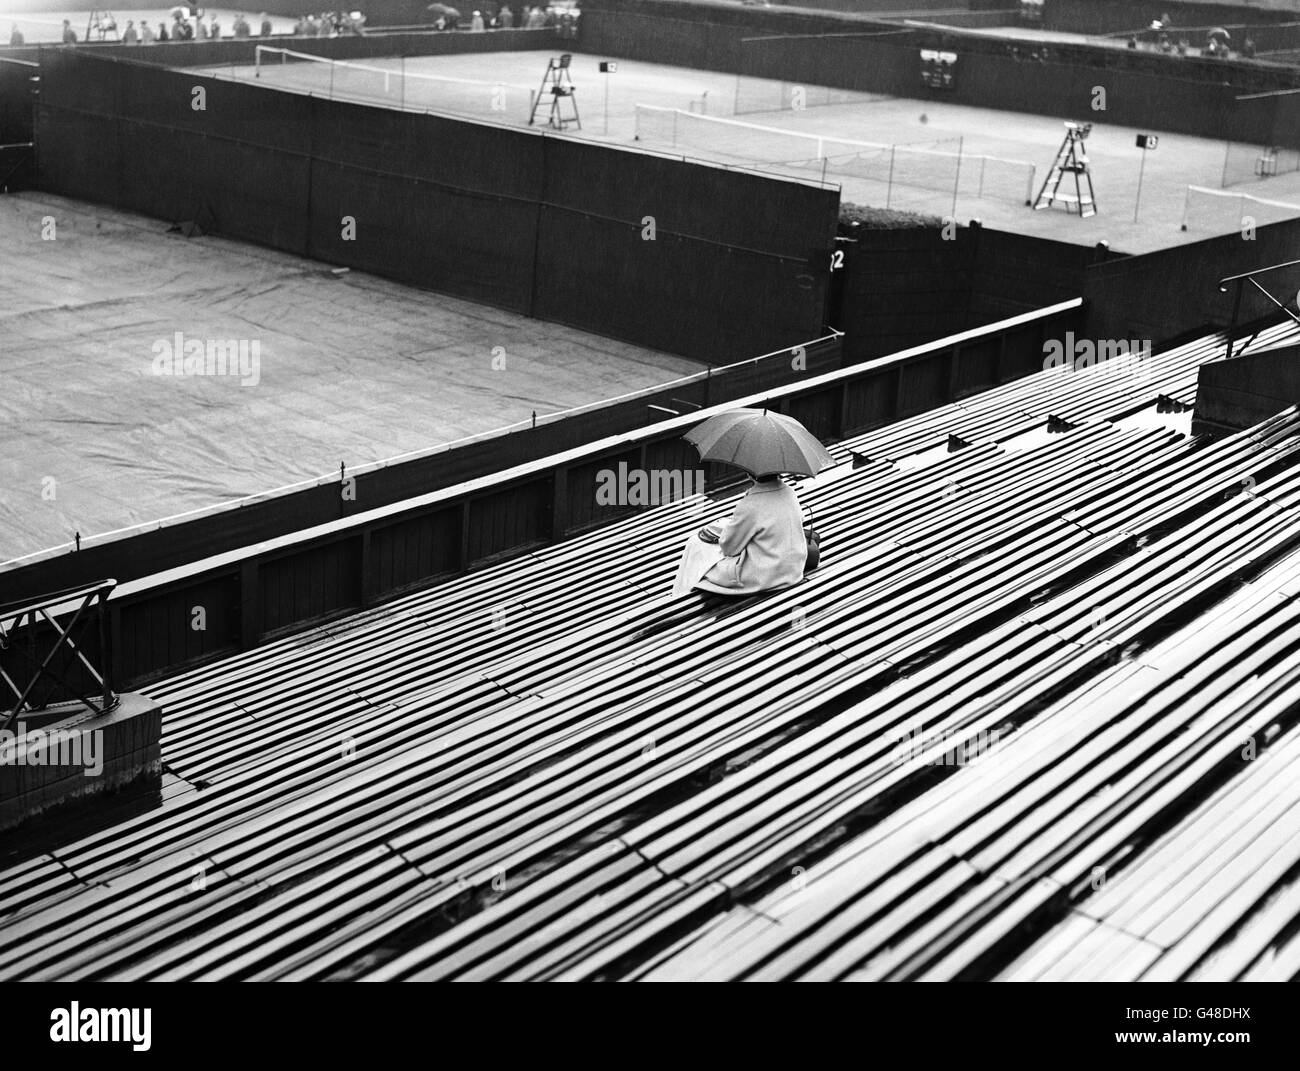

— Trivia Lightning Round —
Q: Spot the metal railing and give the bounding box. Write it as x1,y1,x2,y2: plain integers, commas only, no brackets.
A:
0,580,118,732
1218,258,1300,361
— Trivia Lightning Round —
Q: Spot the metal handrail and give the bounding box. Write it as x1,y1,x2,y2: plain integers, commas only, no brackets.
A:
1217,259,1300,361
0,579,117,732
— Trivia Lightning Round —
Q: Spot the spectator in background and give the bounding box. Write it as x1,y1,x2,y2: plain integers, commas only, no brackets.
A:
209,13,221,37
1243,37,1257,59
233,13,251,37
196,15,209,38
122,19,138,43
157,21,169,41
260,13,273,35
9,24,24,46
1126,35,1137,49
471,10,485,31
141,20,156,43
173,13,193,39
500,5,513,28
61,19,77,44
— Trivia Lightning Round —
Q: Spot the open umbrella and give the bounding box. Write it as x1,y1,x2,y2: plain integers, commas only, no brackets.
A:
1208,27,1231,40
427,4,462,16
684,408,834,478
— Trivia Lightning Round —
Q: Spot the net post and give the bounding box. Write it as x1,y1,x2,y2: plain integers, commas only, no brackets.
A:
887,145,895,209
1179,185,1191,231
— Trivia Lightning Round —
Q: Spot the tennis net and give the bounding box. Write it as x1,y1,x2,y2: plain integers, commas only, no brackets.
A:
634,105,1036,210
253,46,535,118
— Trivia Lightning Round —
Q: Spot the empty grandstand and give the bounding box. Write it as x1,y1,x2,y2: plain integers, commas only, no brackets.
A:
5,310,1300,984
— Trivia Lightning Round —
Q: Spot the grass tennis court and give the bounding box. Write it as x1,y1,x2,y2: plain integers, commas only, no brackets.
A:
189,48,1300,254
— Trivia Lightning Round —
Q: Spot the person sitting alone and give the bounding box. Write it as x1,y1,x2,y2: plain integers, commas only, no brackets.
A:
672,473,809,597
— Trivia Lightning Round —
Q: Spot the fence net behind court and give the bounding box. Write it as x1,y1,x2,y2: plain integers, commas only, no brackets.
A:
252,46,535,119
1182,184,1300,233
733,29,913,116
1221,140,1300,188
734,76,894,116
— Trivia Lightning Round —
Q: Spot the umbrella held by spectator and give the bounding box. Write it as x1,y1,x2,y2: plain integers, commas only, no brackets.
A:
672,409,832,597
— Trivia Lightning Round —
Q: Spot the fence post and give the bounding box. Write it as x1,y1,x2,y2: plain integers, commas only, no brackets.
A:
551,467,569,542
951,135,963,219
239,560,260,652
358,529,373,609
98,587,111,713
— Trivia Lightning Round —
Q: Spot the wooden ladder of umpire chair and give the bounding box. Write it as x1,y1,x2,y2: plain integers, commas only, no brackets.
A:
1033,122,1096,217
529,54,581,131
